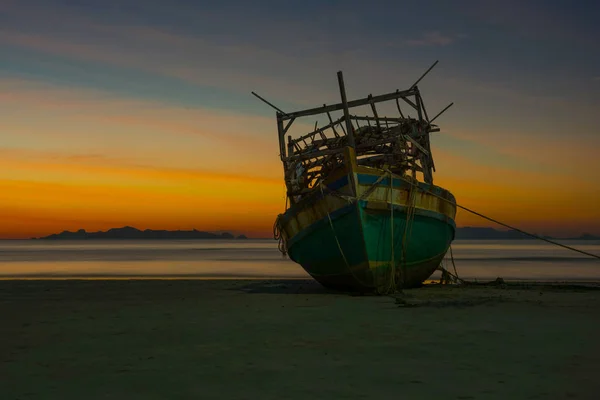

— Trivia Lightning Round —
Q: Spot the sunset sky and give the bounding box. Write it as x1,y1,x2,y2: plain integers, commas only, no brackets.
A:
1,0,599,238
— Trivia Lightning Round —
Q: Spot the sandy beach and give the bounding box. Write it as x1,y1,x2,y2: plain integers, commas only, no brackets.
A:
1,279,599,399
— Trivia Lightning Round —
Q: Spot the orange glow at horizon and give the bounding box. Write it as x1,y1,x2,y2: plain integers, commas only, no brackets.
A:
1,145,599,239
0,154,287,239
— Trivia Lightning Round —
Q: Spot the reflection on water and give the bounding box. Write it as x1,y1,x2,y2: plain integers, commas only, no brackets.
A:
0,239,598,281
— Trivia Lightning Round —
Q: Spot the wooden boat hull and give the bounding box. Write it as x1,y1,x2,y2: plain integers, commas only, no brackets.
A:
278,152,456,291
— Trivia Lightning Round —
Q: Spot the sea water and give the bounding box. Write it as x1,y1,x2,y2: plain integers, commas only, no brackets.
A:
0,239,598,281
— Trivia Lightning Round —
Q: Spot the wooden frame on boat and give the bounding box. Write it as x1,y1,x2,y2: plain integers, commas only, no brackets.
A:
253,62,453,206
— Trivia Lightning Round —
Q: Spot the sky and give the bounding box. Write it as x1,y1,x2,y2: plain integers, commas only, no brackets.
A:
1,0,599,238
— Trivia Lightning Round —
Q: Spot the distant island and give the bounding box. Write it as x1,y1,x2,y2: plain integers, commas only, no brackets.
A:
30,226,599,241
454,227,599,240
32,226,248,240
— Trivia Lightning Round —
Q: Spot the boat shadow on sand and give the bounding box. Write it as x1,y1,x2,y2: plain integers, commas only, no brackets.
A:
233,279,600,310
234,279,351,295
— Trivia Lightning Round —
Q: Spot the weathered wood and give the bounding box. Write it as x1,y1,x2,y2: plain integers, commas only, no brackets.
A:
409,60,438,90
276,113,286,160
430,102,454,124
292,123,422,156
403,135,429,155
401,96,419,111
280,87,419,121
352,116,407,123
266,68,453,200
337,71,356,148
283,117,295,134
368,95,381,130
252,92,287,115
285,132,418,162
326,109,340,138
287,135,294,159
418,93,430,123
395,93,405,118
291,116,345,146
415,91,423,121
285,147,344,162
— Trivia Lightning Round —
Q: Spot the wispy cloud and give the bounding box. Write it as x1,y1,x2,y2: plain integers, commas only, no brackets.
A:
0,78,290,177
0,147,282,186
438,128,600,183
0,2,465,105
594,76,600,82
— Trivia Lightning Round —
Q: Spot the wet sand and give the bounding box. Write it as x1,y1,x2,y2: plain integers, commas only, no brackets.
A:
1,279,599,399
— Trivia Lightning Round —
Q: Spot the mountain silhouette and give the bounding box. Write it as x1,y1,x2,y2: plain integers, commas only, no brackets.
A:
31,226,598,240
454,227,598,240
34,226,245,240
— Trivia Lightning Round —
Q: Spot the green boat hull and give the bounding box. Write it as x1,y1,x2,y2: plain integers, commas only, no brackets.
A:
285,199,455,291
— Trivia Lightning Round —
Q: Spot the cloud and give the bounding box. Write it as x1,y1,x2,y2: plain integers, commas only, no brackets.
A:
405,31,460,47
0,78,290,175
594,76,600,82
0,2,468,106
0,147,282,187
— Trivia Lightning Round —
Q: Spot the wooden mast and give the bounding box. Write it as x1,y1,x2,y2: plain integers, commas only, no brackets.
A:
337,71,355,149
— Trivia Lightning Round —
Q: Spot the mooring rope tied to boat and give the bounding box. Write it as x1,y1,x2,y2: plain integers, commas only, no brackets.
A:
389,173,600,261
319,183,375,289
275,168,597,295
387,170,396,294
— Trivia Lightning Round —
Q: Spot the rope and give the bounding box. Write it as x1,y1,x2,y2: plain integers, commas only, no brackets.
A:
319,183,374,289
320,183,350,268
438,264,464,285
273,189,290,257
391,174,600,261
449,245,460,280
389,171,395,293
273,214,287,256
376,170,396,294
437,245,464,285
400,174,417,288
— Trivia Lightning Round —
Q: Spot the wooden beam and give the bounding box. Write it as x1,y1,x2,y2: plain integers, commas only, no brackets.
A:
395,93,405,118
287,135,294,159
276,113,286,160
283,117,295,134
352,116,408,123
326,108,340,138
285,131,427,162
403,135,429,156
291,116,345,146
337,71,356,148
418,93,430,123
252,92,287,115
415,91,423,121
430,102,454,124
401,96,419,110
280,87,419,121
409,60,438,90
368,95,381,130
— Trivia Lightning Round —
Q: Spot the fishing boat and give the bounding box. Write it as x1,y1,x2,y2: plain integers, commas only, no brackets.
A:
254,62,457,293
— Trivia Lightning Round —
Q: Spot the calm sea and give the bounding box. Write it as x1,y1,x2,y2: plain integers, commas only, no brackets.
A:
0,239,599,282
